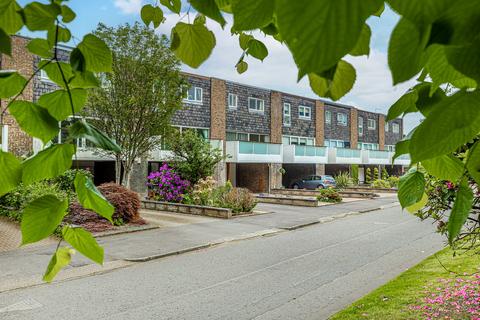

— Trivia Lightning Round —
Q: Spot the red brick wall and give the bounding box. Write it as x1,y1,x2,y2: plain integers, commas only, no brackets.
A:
270,91,282,144
350,108,358,149
236,163,269,193
378,114,385,151
210,78,226,140
315,100,325,146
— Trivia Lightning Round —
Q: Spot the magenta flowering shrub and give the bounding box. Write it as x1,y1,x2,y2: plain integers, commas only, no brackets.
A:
410,275,480,319
146,164,190,203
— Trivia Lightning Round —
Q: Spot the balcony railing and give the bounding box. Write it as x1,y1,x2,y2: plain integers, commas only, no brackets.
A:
226,141,283,163
294,145,326,157
238,141,281,155
336,148,361,158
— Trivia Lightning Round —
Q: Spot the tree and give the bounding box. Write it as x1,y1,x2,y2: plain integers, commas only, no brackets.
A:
373,167,379,181
168,129,225,185
366,168,372,185
382,167,389,180
86,22,186,187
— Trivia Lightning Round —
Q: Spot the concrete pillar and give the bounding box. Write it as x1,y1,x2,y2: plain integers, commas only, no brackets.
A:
315,164,325,175
269,163,283,191
213,161,226,186
270,91,282,143
378,114,385,151
128,158,148,196
350,108,358,149
315,100,325,146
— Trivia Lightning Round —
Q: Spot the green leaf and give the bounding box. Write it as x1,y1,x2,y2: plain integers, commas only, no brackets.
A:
466,141,480,185
189,0,226,27
41,60,74,88
398,168,425,209
422,155,464,182
70,48,86,72
0,151,22,197
27,38,52,58
69,71,100,89
246,39,268,61
23,1,60,31
350,24,371,56
160,0,181,14
236,60,248,74
171,22,216,68
21,195,68,245
0,1,23,34
373,3,384,17
194,14,206,25
239,33,253,50
62,226,104,264
37,88,87,121
406,192,428,214
60,5,76,23
392,139,410,162
415,83,447,117
43,247,74,282
22,144,75,185
410,90,480,162
387,0,453,26
0,71,27,99
8,101,59,144
77,34,113,73
446,39,480,83
276,0,382,77
68,119,121,152
231,0,275,31
216,0,232,13
0,28,11,55
308,60,356,100
141,5,164,29
74,173,114,223
448,178,473,244
388,18,429,85
386,90,418,121
47,25,71,45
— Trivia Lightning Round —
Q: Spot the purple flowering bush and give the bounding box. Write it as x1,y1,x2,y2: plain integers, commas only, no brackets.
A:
410,274,480,319
146,164,190,203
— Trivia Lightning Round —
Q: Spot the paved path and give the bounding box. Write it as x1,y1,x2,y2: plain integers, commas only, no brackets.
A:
0,205,444,320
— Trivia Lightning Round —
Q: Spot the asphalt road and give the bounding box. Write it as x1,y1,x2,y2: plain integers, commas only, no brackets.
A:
0,206,444,320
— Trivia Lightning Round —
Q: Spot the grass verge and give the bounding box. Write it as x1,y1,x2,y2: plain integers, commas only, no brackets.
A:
330,246,480,319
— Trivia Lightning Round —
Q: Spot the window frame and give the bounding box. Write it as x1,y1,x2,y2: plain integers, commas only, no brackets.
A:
367,118,376,130
358,116,364,136
248,97,265,113
337,112,347,126
283,103,291,126
184,86,203,104
228,93,238,109
325,110,331,124
298,105,311,120
385,122,389,132
392,123,400,133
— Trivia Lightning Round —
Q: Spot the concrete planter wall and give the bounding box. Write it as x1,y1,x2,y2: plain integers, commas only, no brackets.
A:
345,186,397,193
256,194,319,207
141,200,232,219
271,188,376,199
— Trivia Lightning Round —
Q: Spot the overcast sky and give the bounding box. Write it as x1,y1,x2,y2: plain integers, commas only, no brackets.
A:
19,0,421,132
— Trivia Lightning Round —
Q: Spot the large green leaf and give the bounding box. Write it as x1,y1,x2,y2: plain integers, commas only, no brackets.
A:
47,25,71,45
276,0,382,77
387,0,452,26
21,195,68,245
386,90,418,121
398,168,425,209
231,0,274,31
392,139,410,162
415,83,447,117
446,39,480,83
160,0,181,14
448,179,473,244
27,38,52,58
23,1,60,31
37,88,87,121
141,5,164,29
0,151,22,197
466,140,480,185
0,1,23,34
190,0,226,27
422,155,464,182
350,24,371,56
8,101,59,144
74,173,114,223
0,72,27,99
69,71,100,89
41,60,74,88
406,192,428,214
410,90,480,162
236,60,248,74
22,144,75,185
308,60,356,101
171,22,216,68
68,120,121,152
43,247,74,282
239,33,253,50
60,4,76,23
388,18,429,85
62,226,104,264
0,28,11,55
77,34,113,73
246,39,268,61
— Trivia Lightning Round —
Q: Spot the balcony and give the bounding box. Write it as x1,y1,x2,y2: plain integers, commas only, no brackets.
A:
328,148,362,164
226,141,283,163
363,150,392,165
283,145,328,164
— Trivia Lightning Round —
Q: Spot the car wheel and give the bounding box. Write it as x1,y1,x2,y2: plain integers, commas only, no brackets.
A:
317,185,324,190
292,184,299,189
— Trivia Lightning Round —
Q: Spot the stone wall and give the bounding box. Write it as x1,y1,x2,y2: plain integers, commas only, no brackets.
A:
357,110,379,144
281,93,316,138
385,118,403,146
324,104,351,143
172,74,211,128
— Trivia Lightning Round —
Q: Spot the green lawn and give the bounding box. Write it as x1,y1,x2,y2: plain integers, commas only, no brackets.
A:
330,246,480,320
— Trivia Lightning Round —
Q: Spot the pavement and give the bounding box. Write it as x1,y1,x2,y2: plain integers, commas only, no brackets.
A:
0,203,445,320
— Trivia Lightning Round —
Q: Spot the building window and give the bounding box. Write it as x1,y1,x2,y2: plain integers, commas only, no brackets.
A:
358,116,363,136
325,110,331,124
358,142,379,150
385,122,389,132
392,123,400,133
283,103,291,126
248,97,265,113
227,131,268,142
324,139,349,148
283,135,314,146
367,118,376,130
385,145,395,151
184,86,203,103
228,93,237,109
40,69,51,82
337,112,347,126
298,105,311,120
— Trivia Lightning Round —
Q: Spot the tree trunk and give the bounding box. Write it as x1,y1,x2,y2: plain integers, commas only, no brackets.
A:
122,162,132,189
115,154,122,185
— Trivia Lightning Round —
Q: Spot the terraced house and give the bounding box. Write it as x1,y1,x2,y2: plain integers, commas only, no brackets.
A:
0,36,408,193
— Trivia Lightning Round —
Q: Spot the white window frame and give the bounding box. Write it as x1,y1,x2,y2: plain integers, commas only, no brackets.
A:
228,93,238,109
392,123,400,133
248,97,265,113
358,116,364,136
283,103,291,126
325,139,347,148
358,142,379,150
367,118,376,130
283,135,315,146
385,122,389,132
184,86,203,104
385,145,395,151
325,110,331,124
298,105,311,120
337,113,347,126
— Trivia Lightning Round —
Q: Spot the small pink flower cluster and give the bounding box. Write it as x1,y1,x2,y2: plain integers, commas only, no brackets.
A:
445,181,455,190
410,274,480,319
146,163,190,203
